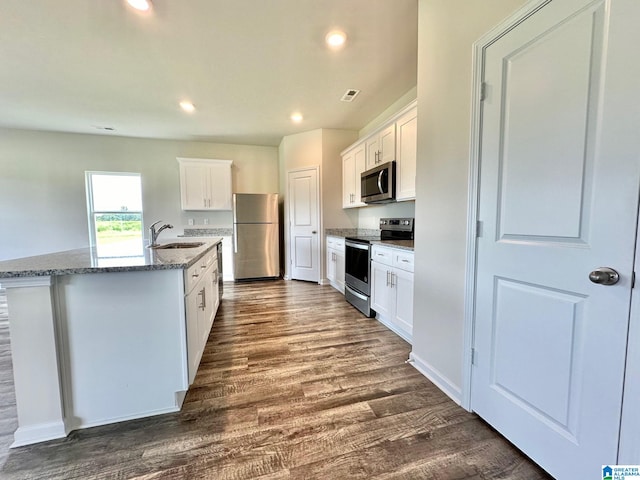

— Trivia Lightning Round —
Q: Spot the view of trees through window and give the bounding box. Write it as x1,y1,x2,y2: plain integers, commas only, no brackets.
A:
86,172,144,257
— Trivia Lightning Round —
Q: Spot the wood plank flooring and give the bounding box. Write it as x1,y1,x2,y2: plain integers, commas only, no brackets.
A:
0,281,551,479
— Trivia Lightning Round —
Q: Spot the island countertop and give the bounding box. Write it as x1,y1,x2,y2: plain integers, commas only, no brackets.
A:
0,239,221,278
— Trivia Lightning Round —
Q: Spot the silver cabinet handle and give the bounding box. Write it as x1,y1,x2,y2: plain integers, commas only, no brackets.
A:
198,288,206,310
386,270,390,286
391,272,396,288
312,231,317,234
192,273,199,278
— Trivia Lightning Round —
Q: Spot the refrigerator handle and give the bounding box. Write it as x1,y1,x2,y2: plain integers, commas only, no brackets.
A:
233,225,238,253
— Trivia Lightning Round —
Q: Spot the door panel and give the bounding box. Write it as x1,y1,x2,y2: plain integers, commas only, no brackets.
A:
233,193,278,224
498,9,597,242
472,0,640,478
288,169,319,282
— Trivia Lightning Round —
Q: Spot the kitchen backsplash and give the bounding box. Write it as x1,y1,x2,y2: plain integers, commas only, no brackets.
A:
182,227,233,237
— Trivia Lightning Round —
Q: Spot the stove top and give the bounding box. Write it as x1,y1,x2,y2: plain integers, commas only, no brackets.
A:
345,218,414,244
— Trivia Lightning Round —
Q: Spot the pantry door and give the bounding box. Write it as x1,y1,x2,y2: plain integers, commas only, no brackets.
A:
288,167,320,283
471,0,640,478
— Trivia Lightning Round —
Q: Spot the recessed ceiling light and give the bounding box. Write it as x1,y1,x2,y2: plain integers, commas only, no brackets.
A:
291,113,303,123
180,101,196,113
325,30,347,49
126,0,152,11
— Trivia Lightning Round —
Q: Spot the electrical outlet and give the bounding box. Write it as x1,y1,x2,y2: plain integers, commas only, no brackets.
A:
203,218,209,225
188,218,194,226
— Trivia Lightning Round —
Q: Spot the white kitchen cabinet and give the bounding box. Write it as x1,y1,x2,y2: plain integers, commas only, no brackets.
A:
177,158,233,211
326,236,345,293
342,142,366,208
365,124,396,169
184,249,220,384
371,244,414,342
395,106,417,201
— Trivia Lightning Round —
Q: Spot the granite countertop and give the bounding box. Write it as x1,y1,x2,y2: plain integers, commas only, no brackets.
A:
371,239,414,251
0,238,222,278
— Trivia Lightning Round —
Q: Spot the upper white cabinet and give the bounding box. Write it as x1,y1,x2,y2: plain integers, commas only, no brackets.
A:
395,107,417,201
177,158,233,211
365,124,396,169
340,100,417,208
342,142,366,208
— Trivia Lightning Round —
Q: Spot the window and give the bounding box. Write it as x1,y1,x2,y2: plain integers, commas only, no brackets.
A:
85,172,144,257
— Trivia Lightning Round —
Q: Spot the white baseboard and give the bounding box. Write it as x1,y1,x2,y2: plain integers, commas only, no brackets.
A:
409,352,463,406
319,278,330,286
11,421,68,448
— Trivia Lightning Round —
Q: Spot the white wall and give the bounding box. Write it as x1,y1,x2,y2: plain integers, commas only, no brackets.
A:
359,87,418,138
411,0,527,394
0,128,278,261
278,128,359,280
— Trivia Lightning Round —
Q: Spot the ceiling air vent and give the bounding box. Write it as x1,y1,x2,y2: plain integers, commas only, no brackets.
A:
340,89,360,102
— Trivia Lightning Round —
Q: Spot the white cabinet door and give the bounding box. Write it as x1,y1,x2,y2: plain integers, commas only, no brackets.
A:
335,249,345,293
180,163,209,210
326,247,336,284
185,286,203,385
395,107,417,201
342,150,356,208
207,163,232,210
342,143,366,208
392,268,413,336
365,136,380,170
378,124,396,164
371,261,393,319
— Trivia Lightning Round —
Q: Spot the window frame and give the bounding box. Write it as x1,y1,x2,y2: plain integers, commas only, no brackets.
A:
85,171,145,254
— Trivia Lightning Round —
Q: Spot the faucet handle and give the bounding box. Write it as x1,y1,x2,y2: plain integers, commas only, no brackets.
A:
150,220,163,230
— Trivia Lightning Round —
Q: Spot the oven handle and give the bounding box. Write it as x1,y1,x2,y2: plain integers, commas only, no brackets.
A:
345,284,368,301
345,240,370,251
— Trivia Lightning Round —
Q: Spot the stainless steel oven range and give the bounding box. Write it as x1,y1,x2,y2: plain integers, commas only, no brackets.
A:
344,217,414,317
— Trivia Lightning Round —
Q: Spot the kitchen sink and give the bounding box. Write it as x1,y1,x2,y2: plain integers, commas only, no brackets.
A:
151,242,205,249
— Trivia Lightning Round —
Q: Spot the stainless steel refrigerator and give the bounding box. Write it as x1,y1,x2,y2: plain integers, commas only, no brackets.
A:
232,193,280,280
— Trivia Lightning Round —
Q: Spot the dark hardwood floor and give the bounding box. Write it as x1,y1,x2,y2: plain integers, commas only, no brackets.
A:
0,281,551,479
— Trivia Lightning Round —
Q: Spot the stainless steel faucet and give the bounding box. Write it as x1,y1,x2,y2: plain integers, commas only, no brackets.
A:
148,220,173,247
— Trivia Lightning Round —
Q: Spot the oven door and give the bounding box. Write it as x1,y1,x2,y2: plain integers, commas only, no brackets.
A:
345,240,371,295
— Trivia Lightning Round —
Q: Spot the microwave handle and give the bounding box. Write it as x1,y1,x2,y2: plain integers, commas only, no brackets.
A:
377,170,384,194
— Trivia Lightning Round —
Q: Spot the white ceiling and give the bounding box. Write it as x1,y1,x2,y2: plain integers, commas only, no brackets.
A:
0,0,418,146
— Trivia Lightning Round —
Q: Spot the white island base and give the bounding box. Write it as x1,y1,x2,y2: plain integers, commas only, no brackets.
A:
4,269,189,447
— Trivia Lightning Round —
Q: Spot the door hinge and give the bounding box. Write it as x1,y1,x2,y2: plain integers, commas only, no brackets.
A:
471,348,477,366
480,82,487,102
633,271,636,289
476,220,483,238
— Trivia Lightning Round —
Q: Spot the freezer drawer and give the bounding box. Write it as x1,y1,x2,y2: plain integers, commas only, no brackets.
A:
233,223,279,279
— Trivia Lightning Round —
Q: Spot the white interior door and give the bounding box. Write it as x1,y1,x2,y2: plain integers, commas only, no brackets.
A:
472,1,640,478
288,168,320,282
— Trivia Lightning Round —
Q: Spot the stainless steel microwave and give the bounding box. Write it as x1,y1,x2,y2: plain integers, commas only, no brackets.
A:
361,161,396,204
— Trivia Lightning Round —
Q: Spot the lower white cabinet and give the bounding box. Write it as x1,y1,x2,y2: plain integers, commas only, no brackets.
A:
185,249,219,384
326,236,345,293
371,245,414,342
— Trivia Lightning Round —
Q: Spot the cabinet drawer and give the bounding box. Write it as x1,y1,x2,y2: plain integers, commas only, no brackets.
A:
393,250,414,272
327,236,345,252
371,245,393,266
185,251,216,293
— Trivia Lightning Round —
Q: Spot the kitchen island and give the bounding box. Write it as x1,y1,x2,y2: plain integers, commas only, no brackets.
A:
0,239,221,447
